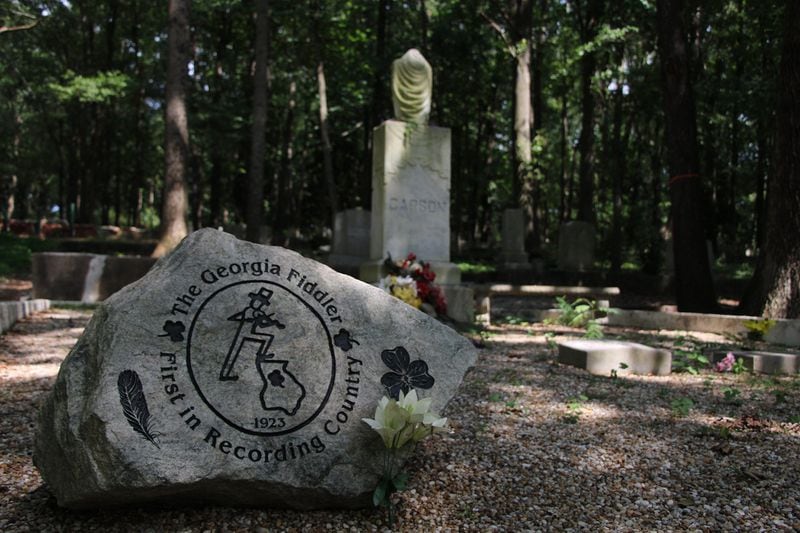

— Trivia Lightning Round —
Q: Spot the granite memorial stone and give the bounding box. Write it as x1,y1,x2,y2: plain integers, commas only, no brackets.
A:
35,229,477,509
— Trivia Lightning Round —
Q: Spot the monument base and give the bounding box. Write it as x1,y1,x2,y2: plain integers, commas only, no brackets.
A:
441,285,474,324
359,260,462,285
499,252,531,271
360,260,473,323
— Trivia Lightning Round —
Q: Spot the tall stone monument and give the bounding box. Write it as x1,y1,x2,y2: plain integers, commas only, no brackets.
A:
360,49,460,284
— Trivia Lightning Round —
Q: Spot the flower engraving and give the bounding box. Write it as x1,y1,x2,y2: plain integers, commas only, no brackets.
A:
380,346,434,400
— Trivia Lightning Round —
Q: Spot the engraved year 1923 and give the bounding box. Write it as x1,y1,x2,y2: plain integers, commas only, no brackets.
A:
254,417,286,429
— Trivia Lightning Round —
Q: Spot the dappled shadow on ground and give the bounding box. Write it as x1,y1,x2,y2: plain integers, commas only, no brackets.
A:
1,312,798,530
414,325,799,529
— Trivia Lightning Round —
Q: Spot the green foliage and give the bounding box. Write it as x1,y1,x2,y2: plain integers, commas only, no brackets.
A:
547,297,616,339
732,358,747,375
563,394,589,424
673,349,710,375
0,0,786,269
456,262,496,275
670,397,694,417
544,331,557,350
48,70,130,103
772,389,787,404
722,387,742,406
610,362,628,380
743,319,776,340
501,315,530,326
0,234,54,276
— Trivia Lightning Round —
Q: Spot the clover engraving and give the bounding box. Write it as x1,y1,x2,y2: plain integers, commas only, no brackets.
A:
379,346,434,400
159,320,185,342
334,328,360,352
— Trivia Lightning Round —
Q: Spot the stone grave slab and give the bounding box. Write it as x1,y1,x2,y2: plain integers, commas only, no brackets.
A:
35,228,477,509
499,208,530,271
557,221,596,272
712,350,799,375
328,208,371,276
558,339,672,376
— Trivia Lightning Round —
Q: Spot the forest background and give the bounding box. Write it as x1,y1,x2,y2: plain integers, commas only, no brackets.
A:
0,0,798,317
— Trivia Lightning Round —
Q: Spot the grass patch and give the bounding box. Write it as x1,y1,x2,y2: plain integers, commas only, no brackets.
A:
0,234,55,277
456,261,496,275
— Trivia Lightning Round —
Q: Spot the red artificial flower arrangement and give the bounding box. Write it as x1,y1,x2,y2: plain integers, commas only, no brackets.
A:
382,252,447,317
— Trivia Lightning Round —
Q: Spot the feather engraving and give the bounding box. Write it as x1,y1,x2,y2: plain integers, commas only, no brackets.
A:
117,370,160,448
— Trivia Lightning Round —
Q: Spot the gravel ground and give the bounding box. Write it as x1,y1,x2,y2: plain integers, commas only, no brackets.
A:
1,308,799,531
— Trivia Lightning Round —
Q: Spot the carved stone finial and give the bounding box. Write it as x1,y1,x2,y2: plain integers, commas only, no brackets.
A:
391,48,432,124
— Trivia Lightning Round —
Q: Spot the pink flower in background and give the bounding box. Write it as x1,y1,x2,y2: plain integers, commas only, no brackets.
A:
715,352,735,372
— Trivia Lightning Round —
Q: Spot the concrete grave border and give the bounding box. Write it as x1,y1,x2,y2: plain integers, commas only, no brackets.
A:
0,299,51,334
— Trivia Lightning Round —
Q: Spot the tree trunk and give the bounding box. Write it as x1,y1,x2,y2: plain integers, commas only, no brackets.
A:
207,14,232,229
317,61,338,228
559,90,568,222
576,0,602,224
514,45,533,201
418,0,429,54
361,0,390,208
656,0,718,312
740,0,800,318
273,80,296,246
129,3,145,228
313,2,338,231
610,80,624,273
153,0,191,257
246,0,270,243
1,113,21,232
754,120,767,250
528,0,548,251
508,0,534,254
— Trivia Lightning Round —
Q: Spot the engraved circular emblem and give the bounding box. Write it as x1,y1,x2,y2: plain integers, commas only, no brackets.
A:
187,280,335,436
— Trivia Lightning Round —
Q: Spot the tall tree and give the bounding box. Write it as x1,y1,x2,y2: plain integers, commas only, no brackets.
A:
361,0,391,208
273,79,296,246
313,0,338,232
510,0,533,216
574,0,603,224
655,0,717,311
0,113,21,232
741,0,800,318
153,0,191,257
484,1,535,249
246,0,269,243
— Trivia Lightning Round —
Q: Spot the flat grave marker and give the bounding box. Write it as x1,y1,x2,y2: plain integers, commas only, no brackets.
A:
558,339,672,376
712,350,799,375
